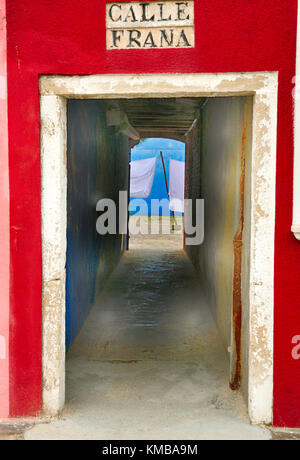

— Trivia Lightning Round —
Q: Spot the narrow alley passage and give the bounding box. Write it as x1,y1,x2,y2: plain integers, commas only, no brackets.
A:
25,227,270,440
68,249,219,362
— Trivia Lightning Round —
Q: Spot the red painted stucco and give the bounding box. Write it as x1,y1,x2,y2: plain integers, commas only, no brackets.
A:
4,0,300,426
0,0,9,419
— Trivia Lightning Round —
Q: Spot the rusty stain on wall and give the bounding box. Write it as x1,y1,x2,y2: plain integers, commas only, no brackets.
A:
230,107,247,391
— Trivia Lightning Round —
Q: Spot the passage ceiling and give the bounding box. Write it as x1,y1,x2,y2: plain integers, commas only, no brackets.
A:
119,97,205,141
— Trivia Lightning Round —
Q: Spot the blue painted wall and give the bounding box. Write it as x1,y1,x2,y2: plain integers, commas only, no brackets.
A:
66,100,129,350
129,138,185,215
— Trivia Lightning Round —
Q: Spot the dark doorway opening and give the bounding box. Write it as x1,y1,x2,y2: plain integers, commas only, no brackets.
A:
65,96,253,425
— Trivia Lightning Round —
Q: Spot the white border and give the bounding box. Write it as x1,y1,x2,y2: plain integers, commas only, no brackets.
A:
292,2,300,240
40,72,278,424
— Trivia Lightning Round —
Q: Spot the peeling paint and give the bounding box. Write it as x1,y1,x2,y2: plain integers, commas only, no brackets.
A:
40,95,67,415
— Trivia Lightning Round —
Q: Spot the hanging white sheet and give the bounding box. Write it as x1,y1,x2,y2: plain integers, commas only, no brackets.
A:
130,157,157,199
169,159,185,213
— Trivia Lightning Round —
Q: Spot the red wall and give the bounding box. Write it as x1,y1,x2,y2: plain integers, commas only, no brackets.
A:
5,0,300,426
0,0,10,419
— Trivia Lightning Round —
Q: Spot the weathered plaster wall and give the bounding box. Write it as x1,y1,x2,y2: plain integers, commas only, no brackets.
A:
193,98,249,344
66,99,129,350
0,0,9,419
5,0,300,426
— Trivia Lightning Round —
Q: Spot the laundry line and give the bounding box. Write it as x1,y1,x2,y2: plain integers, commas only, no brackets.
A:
129,154,185,215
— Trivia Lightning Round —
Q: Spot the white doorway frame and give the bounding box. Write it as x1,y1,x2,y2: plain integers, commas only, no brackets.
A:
40,72,278,425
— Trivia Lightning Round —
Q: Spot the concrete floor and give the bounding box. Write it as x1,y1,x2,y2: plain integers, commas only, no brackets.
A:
25,222,271,440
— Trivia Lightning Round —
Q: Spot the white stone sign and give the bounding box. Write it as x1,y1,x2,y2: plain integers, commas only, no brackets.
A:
106,1,195,50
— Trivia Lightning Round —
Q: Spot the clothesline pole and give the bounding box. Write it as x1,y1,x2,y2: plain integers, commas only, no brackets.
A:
160,151,178,228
